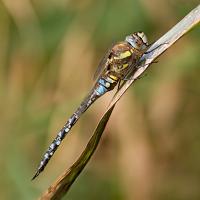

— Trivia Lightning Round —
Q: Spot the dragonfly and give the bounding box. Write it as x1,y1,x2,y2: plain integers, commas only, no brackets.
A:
32,31,149,180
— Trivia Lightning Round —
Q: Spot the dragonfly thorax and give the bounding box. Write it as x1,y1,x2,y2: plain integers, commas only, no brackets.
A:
107,42,138,79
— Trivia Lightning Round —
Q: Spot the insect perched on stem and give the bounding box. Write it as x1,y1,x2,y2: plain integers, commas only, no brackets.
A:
32,31,149,180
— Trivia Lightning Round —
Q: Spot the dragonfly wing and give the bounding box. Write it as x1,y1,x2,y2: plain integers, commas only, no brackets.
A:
93,45,113,81
123,63,137,80
108,60,138,104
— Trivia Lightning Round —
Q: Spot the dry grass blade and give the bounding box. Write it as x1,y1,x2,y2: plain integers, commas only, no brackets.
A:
108,4,200,109
39,105,115,200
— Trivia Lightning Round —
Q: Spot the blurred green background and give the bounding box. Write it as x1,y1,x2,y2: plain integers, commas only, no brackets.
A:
0,0,200,199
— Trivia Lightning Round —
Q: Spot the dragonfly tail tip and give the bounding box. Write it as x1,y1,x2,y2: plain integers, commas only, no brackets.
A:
31,170,40,181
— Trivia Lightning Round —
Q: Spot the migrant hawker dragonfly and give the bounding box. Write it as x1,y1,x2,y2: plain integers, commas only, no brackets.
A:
32,31,148,180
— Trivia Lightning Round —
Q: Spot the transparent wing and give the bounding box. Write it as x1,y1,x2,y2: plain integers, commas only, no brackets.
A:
109,61,138,103
93,45,113,81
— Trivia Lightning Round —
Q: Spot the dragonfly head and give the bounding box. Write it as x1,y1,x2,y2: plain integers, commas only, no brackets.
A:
125,31,148,51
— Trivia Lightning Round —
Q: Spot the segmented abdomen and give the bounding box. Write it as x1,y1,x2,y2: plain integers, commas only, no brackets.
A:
32,75,118,180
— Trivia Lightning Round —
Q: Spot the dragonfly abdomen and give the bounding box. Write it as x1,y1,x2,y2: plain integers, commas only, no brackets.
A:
32,114,79,180
32,75,118,180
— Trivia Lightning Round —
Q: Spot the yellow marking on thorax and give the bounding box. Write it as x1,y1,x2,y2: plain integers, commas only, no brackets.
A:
121,63,129,69
114,50,132,60
109,74,119,81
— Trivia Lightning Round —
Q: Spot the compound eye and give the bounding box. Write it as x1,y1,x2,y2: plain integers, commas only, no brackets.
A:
137,32,148,45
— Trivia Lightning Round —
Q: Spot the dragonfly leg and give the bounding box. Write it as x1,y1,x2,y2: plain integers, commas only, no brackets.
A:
144,42,168,54
117,80,122,91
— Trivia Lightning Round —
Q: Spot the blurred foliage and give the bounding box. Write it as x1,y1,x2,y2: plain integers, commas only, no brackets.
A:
0,0,199,200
